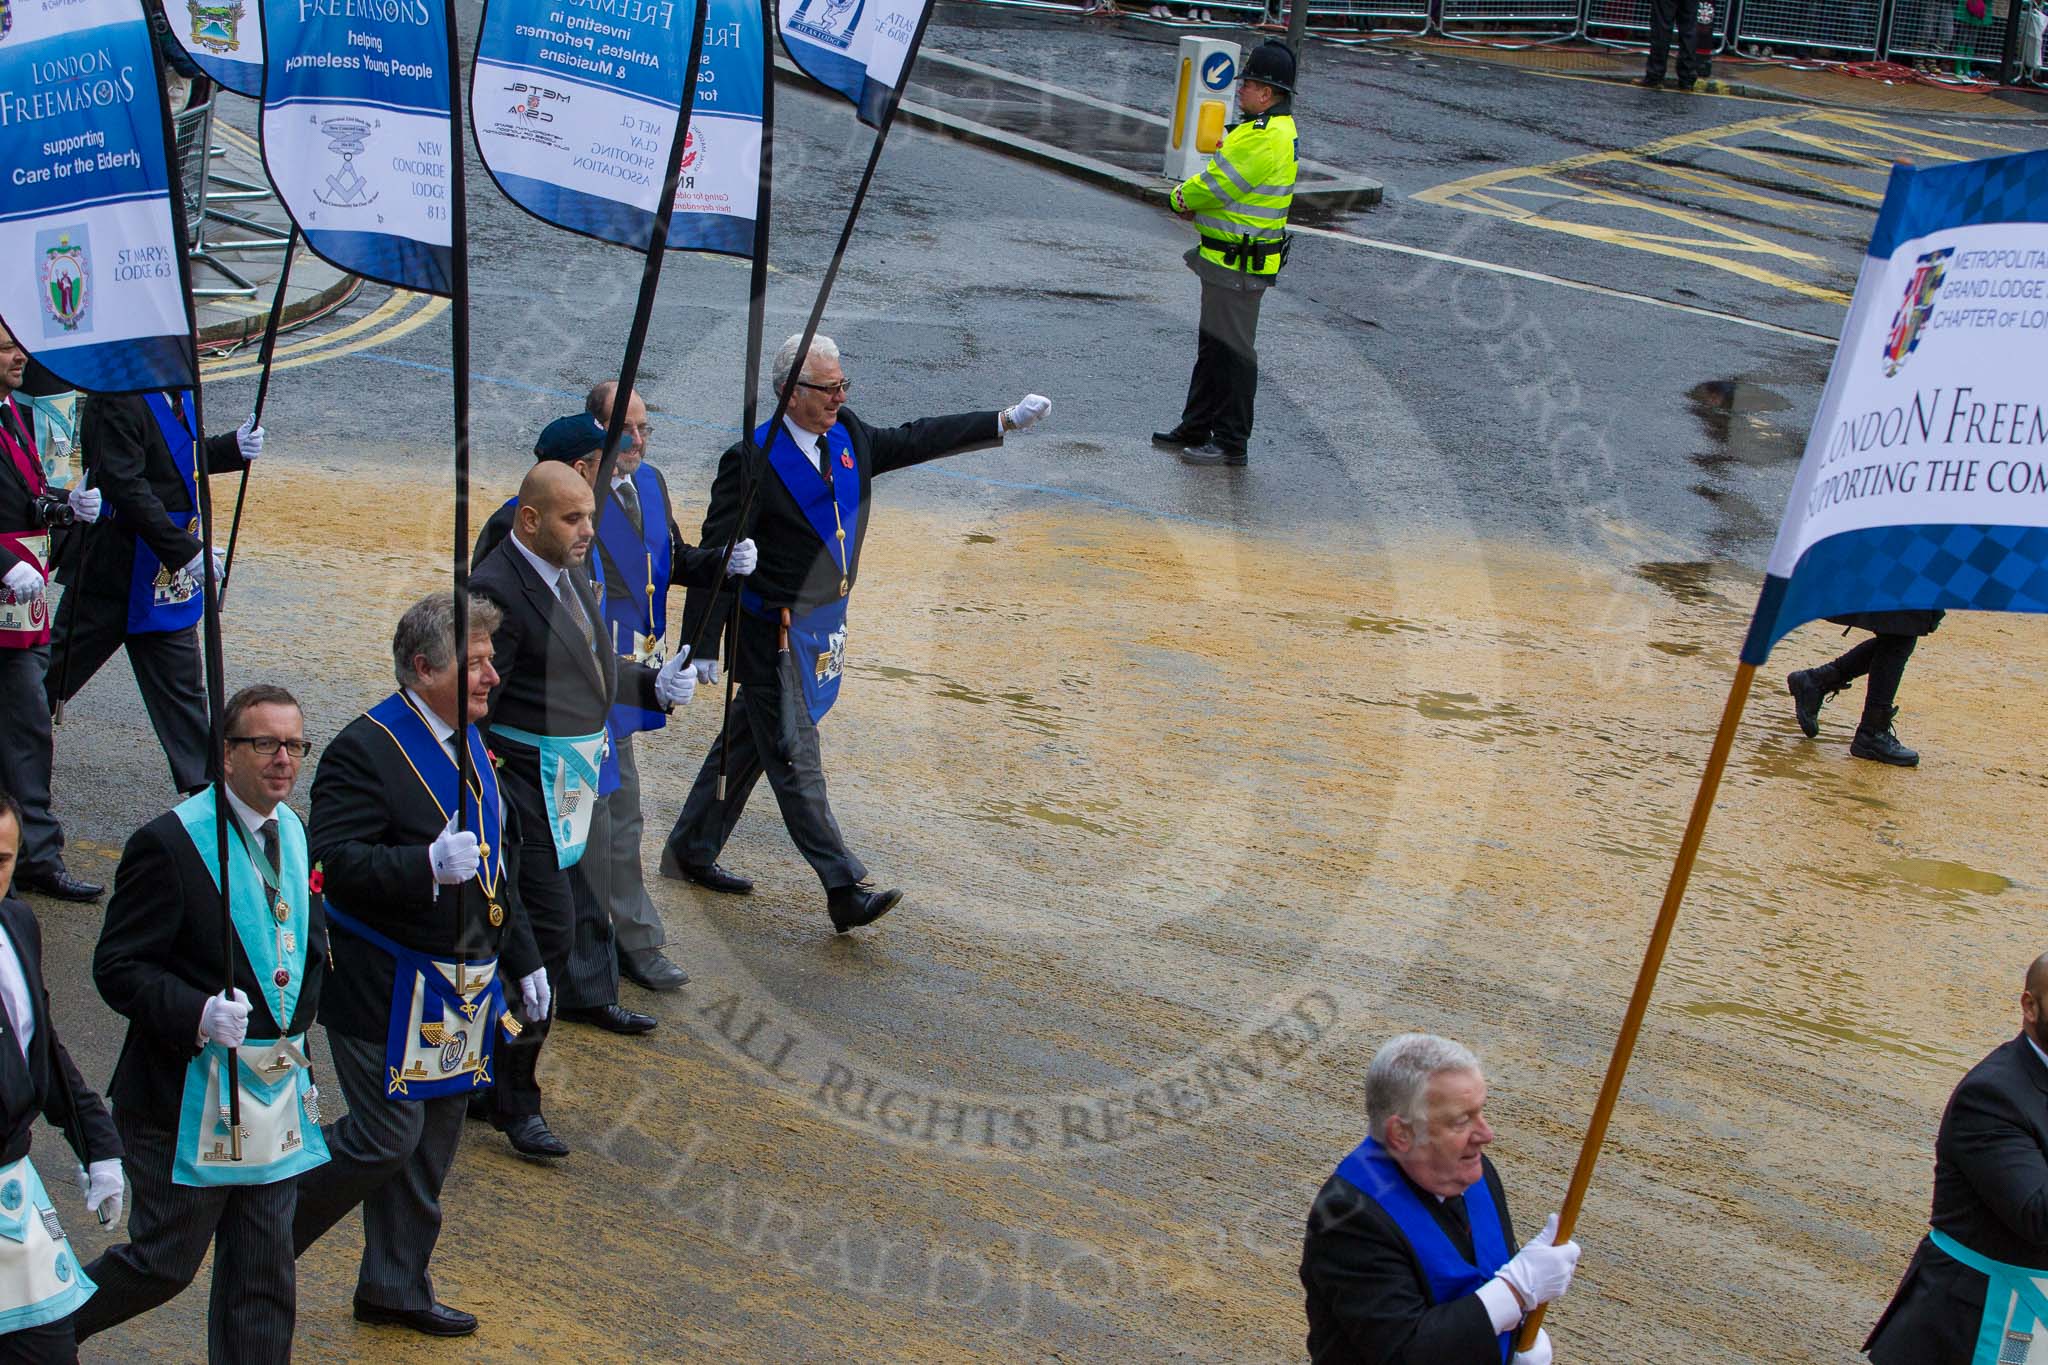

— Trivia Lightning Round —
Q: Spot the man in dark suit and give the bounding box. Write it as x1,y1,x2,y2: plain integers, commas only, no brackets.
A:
45,389,260,799
471,463,695,1158
0,786,124,1361
472,402,753,999
1867,952,2048,1363
1300,1033,1580,1365
78,684,328,1362
0,322,104,903
294,593,543,1338
662,331,1050,931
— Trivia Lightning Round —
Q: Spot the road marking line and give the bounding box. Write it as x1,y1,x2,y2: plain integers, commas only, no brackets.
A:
1288,223,1839,345
204,295,450,380
203,290,417,373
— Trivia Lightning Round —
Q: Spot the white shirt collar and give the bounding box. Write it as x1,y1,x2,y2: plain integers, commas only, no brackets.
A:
404,688,457,747
611,470,636,491
782,416,824,471
221,783,277,839
509,530,566,592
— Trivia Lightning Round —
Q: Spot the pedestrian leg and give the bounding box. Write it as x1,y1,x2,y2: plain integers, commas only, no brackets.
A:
124,626,211,792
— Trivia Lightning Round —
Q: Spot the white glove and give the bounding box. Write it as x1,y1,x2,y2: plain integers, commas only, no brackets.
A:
428,824,480,885
198,989,251,1047
728,538,758,577
1497,1214,1581,1309
693,657,720,686
1512,1328,1553,1365
2,561,43,605
84,1159,123,1226
66,485,101,523
1003,393,1052,432
519,968,550,1020
236,415,264,459
655,647,696,707
181,547,227,584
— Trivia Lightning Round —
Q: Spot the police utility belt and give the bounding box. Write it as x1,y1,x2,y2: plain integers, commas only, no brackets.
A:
1202,232,1293,271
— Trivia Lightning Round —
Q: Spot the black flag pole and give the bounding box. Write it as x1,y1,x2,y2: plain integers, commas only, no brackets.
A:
220,222,299,602
443,0,475,968
154,39,241,1156
690,0,940,794
584,1,710,524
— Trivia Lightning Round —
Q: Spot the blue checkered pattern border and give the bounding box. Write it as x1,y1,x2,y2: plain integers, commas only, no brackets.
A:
1742,523,2048,663
1871,149,2048,259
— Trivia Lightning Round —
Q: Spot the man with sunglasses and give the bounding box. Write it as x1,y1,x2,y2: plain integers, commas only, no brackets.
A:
664,332,1050,933
80,683,328,1361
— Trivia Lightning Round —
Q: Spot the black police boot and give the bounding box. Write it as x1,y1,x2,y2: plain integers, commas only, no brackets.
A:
1151,427,1207,450
1786,664,1843,739
1850,707,1919,767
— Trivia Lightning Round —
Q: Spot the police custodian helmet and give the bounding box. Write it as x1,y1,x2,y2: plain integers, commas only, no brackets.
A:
1243,40,1297,94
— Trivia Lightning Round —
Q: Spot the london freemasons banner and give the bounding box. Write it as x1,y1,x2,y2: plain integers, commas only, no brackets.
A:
0,0,195,393
1741,149,2048,664
472,0,699,251
778,0,929,127
260,0,455,294
169,0,266,98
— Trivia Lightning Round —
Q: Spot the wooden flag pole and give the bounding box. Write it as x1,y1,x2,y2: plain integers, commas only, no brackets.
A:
1514,660,1758,1353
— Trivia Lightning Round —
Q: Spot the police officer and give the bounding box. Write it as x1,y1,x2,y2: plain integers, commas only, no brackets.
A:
1152,40,1299,469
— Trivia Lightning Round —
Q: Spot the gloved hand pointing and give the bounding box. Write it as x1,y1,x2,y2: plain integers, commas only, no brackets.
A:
84,1159,123,1226
429,823,480,885
199,989,251,1047
236,415,265,460
1497,1214,1581,1310
3,562,43,605
655,647,696,708
728,538,758,577
1003,394,1051,432
66,485,101,523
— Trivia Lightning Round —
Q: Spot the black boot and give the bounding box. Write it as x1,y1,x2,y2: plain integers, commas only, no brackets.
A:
1850,706,1919,767
1786,664,1843,739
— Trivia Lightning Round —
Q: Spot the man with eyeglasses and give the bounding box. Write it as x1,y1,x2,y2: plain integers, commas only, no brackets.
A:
577,380,753,999
81,683,329,1361
664,332,1050,933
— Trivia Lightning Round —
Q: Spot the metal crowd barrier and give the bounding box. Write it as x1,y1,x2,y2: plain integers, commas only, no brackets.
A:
1884,0,2010,67
1302,0,1430,33
1437,0,1582,38
1728,0,1881,55
1582,0,1729,51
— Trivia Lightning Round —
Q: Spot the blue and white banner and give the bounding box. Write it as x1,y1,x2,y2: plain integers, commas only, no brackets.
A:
259,0,455,295
668,0,760,256
0,0,195,394
471,0,702,252
168,0,266,98
1742,150,2048,665
778,0,929,127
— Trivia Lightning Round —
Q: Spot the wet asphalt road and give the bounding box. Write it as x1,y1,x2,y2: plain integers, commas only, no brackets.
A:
30,8,2048,1360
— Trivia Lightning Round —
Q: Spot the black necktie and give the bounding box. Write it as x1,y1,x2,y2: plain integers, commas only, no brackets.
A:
260,818,280,876
616,479,643,536
559,576,596,653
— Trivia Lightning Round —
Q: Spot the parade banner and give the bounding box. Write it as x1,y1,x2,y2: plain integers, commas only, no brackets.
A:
0,0,195,394
259,0,456,294
777,0,929,126
670,0,761,256
1741,149,2048,664
167,0,265,98
471,0,697,251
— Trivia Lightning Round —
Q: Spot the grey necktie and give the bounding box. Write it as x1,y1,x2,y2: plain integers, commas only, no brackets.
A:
615,479,643,536
558,576,596,652
259,818,280,875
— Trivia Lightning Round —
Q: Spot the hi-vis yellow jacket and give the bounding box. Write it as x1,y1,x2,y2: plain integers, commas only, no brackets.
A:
1169,112,1298,277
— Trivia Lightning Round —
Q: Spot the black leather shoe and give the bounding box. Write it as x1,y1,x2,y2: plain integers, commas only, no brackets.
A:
1179,443,1247,467
1786,667,1840,739
1851,708,1920,767
352,1299,479,1336
560,1003,658,1035
498,1114,570,1161
621,949,689,992
1151,428,1206,450
828,882,902,934
1638,74,1664,87
662,856,754,894
14,867,103,902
